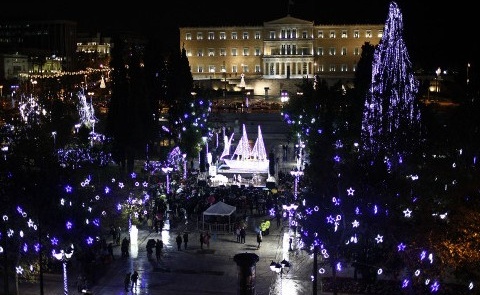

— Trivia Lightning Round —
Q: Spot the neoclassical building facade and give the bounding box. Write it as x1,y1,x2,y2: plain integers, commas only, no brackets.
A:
180,15,384,90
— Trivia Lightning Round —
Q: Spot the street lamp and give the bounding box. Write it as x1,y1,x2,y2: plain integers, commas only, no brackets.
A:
52,244,74,295
270,259,290,277
161,167,173,194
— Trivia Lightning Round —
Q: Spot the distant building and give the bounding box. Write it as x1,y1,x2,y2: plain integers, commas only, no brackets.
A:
0,20,77,72
180,15,383,95
0,53,29,81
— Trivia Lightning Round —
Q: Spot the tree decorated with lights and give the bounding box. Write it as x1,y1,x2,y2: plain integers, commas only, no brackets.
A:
360,1,424,169
295,2,480,294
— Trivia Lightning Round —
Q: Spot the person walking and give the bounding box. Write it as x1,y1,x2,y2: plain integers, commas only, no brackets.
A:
200,232,204,249
204,231,211,248
155,239,163,261
235,226,241,243
176,233,182,251
256,231,263,249
131,270,139,291
240,227,246,244
124,272,131,292
183,232,189,250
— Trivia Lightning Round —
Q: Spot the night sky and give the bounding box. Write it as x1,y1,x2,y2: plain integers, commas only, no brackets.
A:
2,0,475,71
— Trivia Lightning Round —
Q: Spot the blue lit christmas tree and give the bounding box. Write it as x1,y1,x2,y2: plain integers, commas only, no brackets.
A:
361,1,423,169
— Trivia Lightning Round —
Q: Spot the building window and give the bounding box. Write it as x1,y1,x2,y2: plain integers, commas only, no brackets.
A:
318,64,324,72
354,47,360,56
353,30,359,38
254,48,261,56
329,30,336,38
341,47,347,56
341,64,348,72
317,30,323,38
329,64,336,72
281,29,286,38
209,65,215,73
341,30,348,38
329,47,336,55
220,48,226,56
186,49,192,56
208,48,215,56
269,64,275,75
232,32,238,39
208,32,215,40
255,31,261,39
197,49,203,57
317,47,324,56
232,65,238,73
378,30,383,37
242,65,248,73
243,32,249,39
366,30,372,38
198,66,204,73
352,64,357,72
197,32,203,40
302,31,308,38
269,31,275,39
231,48,237,56
186,33,192,40
292,29,297,38
243,47,249,56
255,65,261,73
220,32,226,40
220,64,226,72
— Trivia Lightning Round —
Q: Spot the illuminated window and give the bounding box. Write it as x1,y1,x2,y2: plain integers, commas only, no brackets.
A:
329,47,336,55
242,65,249,72
317,47,324,56
209,65,215,73
269,31,275,39
243,47,249,56
341,64,348,71
208,32,214,40
318,64,324,72
186,49,192,56
220,32,226,40
341,47,347,55
208,48,215,56
255,31,261,39
255,48,261,56
341,30,348,38
197,49,203,57
186,33,192,40
232,65,238,73
352,64,357,72
255,65,261,73
198,66,204,73
302,31,308,38
243,32,249,39
197,32,203,40
354,47,360,56
378,30,383,37
329,30,336,38
354,30,359,38
366,30,372,38
231,48,237,56
220,48,226,56
317,31,324,38
329,64,336,72
232,32,238,39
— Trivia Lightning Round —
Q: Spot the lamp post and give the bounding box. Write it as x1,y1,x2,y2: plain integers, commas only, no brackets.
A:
282,203,298,250
270,259,290,294
52,244,74,295
161,167,173,194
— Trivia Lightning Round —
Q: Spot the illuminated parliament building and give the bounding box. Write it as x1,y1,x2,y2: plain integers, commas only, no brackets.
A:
180,15,384,95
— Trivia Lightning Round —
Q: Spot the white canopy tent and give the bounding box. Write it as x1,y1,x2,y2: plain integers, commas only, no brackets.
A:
202,201,236,231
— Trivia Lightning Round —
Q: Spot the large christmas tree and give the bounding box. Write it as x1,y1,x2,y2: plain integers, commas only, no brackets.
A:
361,1,423,169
